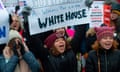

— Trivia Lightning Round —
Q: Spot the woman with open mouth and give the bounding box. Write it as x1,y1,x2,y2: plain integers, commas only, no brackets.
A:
86,26,120,72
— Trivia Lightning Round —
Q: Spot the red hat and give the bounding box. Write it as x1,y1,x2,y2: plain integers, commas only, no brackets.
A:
44,33,64,49
94,26,115,41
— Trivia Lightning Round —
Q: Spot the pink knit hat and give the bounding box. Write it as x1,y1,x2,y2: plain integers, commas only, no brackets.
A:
94,26,115,41
44,33,64,49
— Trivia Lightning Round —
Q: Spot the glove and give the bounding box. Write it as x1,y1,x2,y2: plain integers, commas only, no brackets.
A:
85,0,93,8
19,42,26,55
13,43,19,57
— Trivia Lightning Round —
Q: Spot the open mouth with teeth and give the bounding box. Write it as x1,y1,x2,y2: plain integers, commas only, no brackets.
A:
103,43,112,49
58,44,65,50
59,44,65,48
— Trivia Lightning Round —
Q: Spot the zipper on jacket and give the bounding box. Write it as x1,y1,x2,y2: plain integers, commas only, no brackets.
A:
105,51,108,72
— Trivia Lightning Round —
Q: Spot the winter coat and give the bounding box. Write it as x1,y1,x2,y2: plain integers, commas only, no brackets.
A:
41,49,77,72
86,49,120,72
37,40,77,72
0,52,40,72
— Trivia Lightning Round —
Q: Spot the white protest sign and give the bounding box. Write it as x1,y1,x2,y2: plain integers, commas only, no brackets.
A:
28,0,90,35
0,0,9,44
1,0,18,7
89,1,104,28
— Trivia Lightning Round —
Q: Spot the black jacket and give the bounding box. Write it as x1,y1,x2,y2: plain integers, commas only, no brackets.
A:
43,50,76,72
31,37,77,72
39,45,77,72
86,49,120,72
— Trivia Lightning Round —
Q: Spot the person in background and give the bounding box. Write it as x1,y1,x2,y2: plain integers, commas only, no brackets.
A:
86,27,96,53
71,24,89,72
85,26,120,72
0,12,24,54
110,3,120,48
9,12,32,55
0,30,40,72
9,14,28,45
9,14,24,37
71,24,89,56
110,3,120,30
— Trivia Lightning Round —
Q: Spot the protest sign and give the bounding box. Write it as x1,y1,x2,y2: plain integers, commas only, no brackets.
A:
0,0,9,44
28,0,90,35
89,1,104,28
103,4,111,26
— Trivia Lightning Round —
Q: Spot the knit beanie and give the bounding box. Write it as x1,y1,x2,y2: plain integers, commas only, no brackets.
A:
111,3,120,15
8,29,22,42
94,26,114,41
44,33,64,49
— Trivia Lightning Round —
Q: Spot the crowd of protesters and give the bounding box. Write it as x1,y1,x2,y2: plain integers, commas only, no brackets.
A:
1,0,120,72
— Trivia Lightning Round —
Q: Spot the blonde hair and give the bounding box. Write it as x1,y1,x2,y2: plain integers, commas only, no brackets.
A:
86,28,96,37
